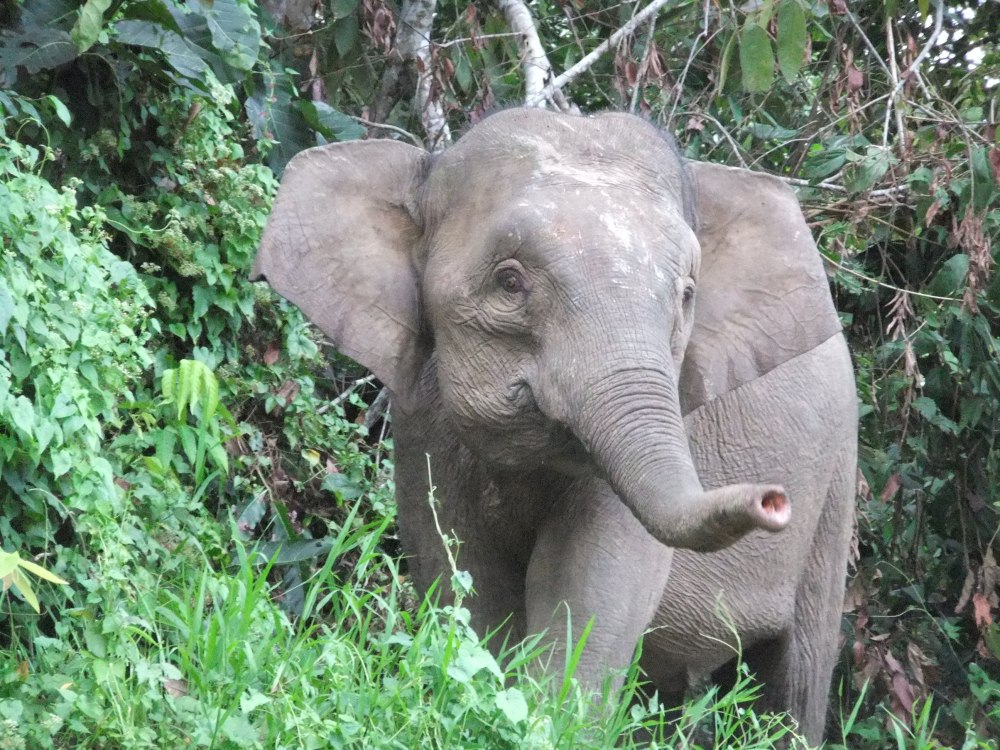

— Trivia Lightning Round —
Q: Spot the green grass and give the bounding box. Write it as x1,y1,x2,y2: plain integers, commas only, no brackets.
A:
0,496,803,749
6,483,997,749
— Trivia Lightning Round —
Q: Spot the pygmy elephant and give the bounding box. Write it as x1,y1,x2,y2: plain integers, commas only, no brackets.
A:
252,108,857,744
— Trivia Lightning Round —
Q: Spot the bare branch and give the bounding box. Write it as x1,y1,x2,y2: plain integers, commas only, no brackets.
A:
372,0,451,151
777,174,909,198
526,0,673,107
493,0,574,112
398,0,451,151
628,16,657,113
893,0,944,101
350,115,424,147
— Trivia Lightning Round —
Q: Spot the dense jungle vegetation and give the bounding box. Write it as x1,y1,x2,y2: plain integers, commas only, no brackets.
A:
1,0,998,747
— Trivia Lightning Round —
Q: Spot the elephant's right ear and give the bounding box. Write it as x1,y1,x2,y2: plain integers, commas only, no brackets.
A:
252,140,429,397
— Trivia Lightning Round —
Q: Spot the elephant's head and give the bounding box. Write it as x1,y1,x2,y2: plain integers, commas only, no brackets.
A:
252,109,816,552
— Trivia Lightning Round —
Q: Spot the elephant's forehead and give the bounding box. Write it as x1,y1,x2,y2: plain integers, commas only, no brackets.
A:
439,130,669,193
497,198,694,292
508,133,654,188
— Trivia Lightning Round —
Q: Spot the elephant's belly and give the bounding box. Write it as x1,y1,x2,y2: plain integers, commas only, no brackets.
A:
642,545,798,680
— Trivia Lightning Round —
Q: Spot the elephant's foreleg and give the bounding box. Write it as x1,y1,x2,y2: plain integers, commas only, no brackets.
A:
524,478,673,691
743,446,856,745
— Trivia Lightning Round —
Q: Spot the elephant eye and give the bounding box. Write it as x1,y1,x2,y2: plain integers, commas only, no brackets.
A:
495,265,527,295
682,283,696,305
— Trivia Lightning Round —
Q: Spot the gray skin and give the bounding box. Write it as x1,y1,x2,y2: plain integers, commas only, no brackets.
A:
252,108,856,745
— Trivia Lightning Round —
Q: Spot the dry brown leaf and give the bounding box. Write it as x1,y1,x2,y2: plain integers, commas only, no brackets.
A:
164,678,188,698
924,198,941,227
880,474,902,502
889,672,915,719
955,566,976,614
906,642,934,691
973,592,993,628
263,343,280,366
846,64,864,93
843,574,869,613
988,148,1000,187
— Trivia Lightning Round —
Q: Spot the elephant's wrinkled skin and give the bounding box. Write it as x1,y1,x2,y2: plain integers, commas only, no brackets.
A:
252,109,857,744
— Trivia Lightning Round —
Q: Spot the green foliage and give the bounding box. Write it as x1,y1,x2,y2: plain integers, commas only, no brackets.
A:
0,550,68,614
0,134,153,552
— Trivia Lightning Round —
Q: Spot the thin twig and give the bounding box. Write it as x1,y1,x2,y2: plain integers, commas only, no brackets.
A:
350,116,424,147
678,110,749,168
882,16,903,149
398,0,451,151
628,16,657,113
846,9,892,80
890,0,944,104
437,31,523,48
317,374,378,414
526,0,673,106
778,174,909,198
667,27,720,127
823,255,961,302
493,0,574,111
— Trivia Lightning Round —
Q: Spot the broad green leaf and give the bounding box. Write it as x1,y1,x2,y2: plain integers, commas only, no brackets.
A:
803,147,849,181
495,688,529,724
9,395,35,438
331,0,359,17
240,690,271,714
843,149,890,194
46,95,71,126
246,84,314,174
9,569,40,612
195,0,260,70
333,14,358,57
738,23,774,93
984,623,1000,662
776,0,807,83
302,101,366,142
254,539,335,565
70,0,113,53
197,363,219,423
322,472,364,500
18,559,68,585
717,31,737,91
928,254,969,297
234,494,267,538
162,368,177,403
220,714,257,744
748,122,799,140
0,28,78,76
208,444,229,475
120,0,185,35
0,283,13,335
446,641,503,684
918,0,930,20
115,20,210,82
0,551,20,579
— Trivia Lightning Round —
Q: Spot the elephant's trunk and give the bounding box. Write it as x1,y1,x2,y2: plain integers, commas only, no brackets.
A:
548,354,789,552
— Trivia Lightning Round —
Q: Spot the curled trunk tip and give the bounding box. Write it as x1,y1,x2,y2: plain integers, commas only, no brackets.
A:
758,488,790,530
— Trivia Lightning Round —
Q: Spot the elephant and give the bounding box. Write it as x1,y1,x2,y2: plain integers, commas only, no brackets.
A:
252,108,857,745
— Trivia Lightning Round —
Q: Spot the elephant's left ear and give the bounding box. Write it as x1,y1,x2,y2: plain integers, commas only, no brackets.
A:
680,161,843,414
252,140,430,399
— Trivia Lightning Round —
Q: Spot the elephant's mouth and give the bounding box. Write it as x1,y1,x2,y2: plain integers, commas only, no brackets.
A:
506,378,596,477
